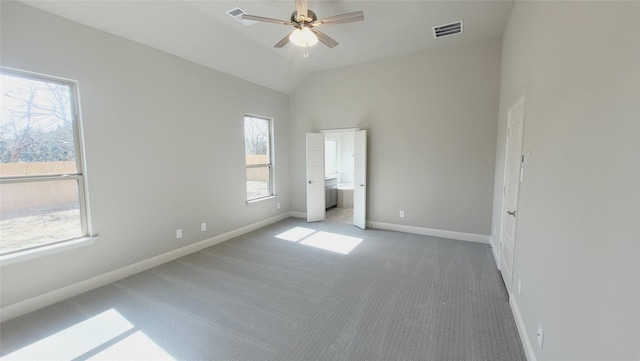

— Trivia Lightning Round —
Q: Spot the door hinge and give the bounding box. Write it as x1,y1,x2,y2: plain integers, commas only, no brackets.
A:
503,186,506,194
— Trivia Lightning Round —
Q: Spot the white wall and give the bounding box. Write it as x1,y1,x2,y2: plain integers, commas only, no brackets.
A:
492,2,640,360
6,4,638,358
290,38,502,236
0,2,290,308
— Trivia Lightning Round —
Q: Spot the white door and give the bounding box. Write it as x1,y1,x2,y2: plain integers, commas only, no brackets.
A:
306,133,325,222
500,96,526,294
353,130,367,229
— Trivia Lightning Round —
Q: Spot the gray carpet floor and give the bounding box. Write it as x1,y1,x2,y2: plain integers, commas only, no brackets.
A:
0,218,526,361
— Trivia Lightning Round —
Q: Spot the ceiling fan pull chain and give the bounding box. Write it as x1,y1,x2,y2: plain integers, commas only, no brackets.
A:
302,18,308,59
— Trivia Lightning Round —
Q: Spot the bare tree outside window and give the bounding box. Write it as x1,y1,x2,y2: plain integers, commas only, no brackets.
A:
1,76,75,164
244,117,268,156
244,115,274,201
0,70,88,255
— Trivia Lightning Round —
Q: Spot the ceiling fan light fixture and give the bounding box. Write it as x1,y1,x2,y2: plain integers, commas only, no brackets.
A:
289,27,318,47
243,0,363,50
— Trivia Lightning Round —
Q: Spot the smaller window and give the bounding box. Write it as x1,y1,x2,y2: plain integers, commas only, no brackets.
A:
244,115,274,201
325,139,337,175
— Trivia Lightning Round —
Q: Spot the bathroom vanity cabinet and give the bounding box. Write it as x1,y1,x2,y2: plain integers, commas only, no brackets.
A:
325,177,338,209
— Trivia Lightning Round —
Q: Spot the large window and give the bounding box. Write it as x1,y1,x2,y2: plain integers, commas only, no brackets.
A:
244,115,274,202
0,68,90,255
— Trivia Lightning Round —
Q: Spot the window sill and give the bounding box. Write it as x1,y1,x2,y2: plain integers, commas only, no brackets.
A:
0,236,98,267
246,195,277,207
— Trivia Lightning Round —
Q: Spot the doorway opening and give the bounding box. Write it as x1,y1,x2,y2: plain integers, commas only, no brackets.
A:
306,128,367,229
324,130,356,224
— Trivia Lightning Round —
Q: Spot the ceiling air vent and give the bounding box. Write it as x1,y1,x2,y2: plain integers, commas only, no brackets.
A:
227,7,257,26
433,21,463,38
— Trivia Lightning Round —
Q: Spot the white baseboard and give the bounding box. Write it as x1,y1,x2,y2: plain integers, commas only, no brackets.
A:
490,235,500,265
0,212,291,323
368,221,491,244
289,211,306,219
510,295,538,361
288,212,489,244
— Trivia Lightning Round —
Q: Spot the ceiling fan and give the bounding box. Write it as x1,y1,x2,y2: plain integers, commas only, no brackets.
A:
242,0,364,54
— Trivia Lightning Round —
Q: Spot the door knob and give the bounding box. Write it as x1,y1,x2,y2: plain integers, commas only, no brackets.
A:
308,180,312,184
507,210,516,217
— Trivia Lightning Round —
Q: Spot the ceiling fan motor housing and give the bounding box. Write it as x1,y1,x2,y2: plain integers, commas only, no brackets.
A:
291,10,317,25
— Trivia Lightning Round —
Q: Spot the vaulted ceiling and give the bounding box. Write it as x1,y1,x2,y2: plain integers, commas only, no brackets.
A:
19,0,515,94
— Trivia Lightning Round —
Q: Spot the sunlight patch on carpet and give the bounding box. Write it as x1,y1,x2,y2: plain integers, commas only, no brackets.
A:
275,226,363,255
3,308,174,361
299,231,363,255
275,227,316,242
87,331,174,360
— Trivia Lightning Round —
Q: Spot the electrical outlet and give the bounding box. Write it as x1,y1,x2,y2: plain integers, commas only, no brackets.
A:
176,229,183,239
277,202,281,209
399,211,405,218
537,324,544,349
201,223,207,232
518,278,522,295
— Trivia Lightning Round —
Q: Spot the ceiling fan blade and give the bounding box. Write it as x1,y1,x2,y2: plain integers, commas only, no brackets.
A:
311,11,364,27
295,0,308,20
311,29,339,48
242,14,294,26
274,32,292,48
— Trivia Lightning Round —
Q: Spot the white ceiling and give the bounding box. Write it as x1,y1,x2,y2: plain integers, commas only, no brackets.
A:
18,0,515,94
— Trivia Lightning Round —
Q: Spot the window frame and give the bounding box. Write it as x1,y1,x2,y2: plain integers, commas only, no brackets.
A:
0,67,94,260
243,114,276,204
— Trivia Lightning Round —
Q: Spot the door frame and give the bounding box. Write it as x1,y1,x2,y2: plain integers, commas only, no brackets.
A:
306,133,325,222
498,95,526,294
353,129,367,229
306,128,366,228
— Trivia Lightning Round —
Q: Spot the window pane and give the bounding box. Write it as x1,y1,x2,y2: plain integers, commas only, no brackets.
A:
325,139,337,174
244,117,270,165
0,73,77,175
246,167,270,200
244,115,274,201
0,179,82,254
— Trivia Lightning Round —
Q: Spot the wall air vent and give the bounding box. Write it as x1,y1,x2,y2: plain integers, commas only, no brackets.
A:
227,7,257,26
433,21,463,38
